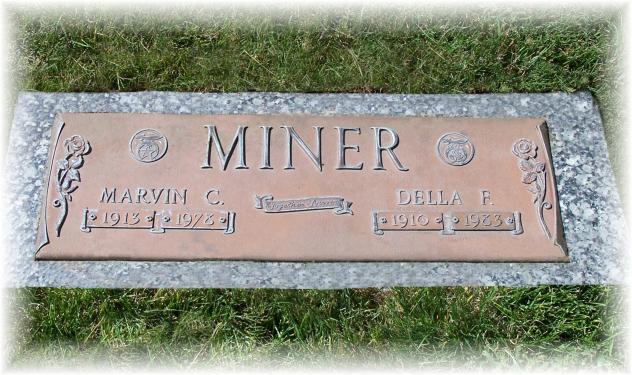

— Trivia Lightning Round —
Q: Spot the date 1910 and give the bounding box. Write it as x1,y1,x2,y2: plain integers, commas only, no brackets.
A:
372,210,522,235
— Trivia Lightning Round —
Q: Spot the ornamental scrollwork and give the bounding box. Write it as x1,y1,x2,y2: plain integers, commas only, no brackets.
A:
512,138,552,240
53,135,91,236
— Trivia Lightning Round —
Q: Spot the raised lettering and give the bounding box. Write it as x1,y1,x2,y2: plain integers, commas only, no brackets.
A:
136,188,149,204
413,190,424,205
173,189,187,205
397,189,411,205
437,190,448,205
151,188,165,204
100,188,116,203
120,188,132,204
282,126,323,171
451,191,463,205
206,189,222,205
481,190,492,205
259,126,273,169
427,190,437,205
335,127,363,170
372,127,409,171
202,125,249,170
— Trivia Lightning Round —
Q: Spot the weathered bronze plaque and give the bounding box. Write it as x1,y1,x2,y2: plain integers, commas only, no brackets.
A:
35,113,568,261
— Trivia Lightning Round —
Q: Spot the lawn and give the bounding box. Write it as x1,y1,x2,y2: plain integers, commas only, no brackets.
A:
6,5,626,370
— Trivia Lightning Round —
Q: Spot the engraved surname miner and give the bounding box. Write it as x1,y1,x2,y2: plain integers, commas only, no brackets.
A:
201,125,408,171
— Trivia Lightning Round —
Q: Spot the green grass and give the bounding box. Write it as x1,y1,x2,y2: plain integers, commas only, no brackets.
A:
6,6,626,369
9,287,625,369
10,8,618,94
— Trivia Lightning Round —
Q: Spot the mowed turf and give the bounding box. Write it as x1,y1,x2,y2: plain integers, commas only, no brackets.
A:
6,6,626,369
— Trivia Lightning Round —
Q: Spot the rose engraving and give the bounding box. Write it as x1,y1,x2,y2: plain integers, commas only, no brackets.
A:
512,138,538,159
53,135,91,236
512,138,552,240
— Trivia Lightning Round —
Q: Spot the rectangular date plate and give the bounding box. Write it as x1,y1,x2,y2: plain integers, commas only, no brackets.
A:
35,113,567,261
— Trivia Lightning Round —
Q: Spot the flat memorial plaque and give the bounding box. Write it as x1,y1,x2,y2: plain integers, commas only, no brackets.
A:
35,113,567,261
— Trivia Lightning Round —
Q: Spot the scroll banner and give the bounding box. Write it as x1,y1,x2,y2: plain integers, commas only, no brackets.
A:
254,195,353,215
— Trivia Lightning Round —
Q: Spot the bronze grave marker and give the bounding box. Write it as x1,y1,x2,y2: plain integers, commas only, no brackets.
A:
35,113,567,261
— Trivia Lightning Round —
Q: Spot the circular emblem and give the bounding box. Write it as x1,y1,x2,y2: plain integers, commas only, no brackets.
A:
129,128,168,163
436,132,475,166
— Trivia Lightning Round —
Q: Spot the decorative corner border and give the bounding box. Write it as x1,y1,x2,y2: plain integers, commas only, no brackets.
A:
512,137,552,241
53,135,91,236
